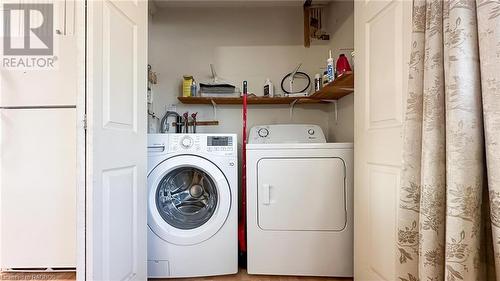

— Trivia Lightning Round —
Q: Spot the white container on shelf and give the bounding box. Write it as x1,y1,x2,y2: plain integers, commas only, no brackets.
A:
263,78,274,97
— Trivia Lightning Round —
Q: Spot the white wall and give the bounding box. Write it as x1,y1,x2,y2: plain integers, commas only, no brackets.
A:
326,0,354,142
148,3,354,143
148,6,333,142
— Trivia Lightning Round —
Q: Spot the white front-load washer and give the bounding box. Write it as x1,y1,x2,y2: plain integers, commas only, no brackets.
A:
147,134,238,278
246,124,353,277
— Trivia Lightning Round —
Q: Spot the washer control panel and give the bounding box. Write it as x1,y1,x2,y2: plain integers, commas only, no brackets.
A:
206,136,234,152
169,134,236,155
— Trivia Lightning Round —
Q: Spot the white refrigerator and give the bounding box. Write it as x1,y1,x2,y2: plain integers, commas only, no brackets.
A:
0,1,77,270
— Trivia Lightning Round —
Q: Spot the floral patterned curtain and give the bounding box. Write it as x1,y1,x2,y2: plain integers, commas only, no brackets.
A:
397,0,500,281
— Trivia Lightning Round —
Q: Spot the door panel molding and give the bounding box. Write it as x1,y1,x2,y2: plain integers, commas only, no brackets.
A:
368,164,400,280
365,0,404,130
102,166,138,280
102,0,138,131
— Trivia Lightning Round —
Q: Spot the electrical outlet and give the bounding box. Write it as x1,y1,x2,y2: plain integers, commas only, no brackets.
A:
165,104,177,113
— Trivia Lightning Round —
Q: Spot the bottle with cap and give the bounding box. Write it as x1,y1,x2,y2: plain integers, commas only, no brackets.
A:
314,73,322,91
190,79,197,96
263,78,274,97
336,54,352,77
323,71,329,85
327,50,334,81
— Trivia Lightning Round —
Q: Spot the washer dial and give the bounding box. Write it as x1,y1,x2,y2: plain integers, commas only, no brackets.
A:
181,136,193,148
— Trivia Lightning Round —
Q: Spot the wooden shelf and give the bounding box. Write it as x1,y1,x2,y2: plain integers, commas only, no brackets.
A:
178,96,327,105
177,72,353,105
309,71,354,100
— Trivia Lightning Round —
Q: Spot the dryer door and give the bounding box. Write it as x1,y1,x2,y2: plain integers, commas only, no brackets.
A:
257,157,346,231
148,155,231,245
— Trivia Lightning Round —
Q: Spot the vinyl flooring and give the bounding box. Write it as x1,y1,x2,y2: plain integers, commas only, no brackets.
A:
162,270,353,281
0,270,352,281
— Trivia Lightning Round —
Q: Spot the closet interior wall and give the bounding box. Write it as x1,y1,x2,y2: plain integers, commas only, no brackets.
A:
148,1,354,142
326,0,354,142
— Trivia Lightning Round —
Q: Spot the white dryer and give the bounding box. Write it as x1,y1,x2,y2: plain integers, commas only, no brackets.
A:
246,124,353,277
147,134,238,278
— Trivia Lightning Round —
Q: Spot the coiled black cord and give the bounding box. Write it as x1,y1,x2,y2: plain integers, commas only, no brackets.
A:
280,71,311,95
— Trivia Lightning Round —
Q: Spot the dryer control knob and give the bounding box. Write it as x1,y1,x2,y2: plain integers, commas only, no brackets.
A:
308,129,315,135
181,136,193,148
258,128,269,138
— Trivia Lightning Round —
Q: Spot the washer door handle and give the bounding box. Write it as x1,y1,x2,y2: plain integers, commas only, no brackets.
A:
262,184,272,205
148,145,165,152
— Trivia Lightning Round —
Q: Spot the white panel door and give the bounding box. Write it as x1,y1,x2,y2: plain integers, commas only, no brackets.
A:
0,108,76,269
85,0,147,280
354,1,412,280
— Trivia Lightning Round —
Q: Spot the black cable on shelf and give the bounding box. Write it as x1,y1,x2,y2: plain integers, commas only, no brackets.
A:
280,71,311,95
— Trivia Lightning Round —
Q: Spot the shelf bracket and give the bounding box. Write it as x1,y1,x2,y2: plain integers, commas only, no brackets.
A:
320,99,339,123
211,99,218,120
333,100,338,123
289,99,299,121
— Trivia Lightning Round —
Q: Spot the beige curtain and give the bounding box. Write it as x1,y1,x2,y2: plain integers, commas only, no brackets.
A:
397,0,500,280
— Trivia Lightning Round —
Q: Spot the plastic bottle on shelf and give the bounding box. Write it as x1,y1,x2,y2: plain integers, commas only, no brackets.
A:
190,79,197,96
322,71,329,86
263,78,274,97
327,50,334,82
336,54,352,77
314,73,322,91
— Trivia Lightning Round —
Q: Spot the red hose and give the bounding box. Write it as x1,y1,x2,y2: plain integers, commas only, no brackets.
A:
238,82,248,256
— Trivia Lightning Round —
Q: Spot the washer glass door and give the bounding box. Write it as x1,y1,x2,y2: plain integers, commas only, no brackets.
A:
148,155,231,245
156,167,218,230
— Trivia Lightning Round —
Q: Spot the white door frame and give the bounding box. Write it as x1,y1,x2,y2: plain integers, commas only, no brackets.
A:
75,0,86,280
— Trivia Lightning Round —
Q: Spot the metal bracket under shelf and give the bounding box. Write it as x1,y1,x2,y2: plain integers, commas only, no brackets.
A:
323,100,339,123
211,99,217,120
289,99,299,121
